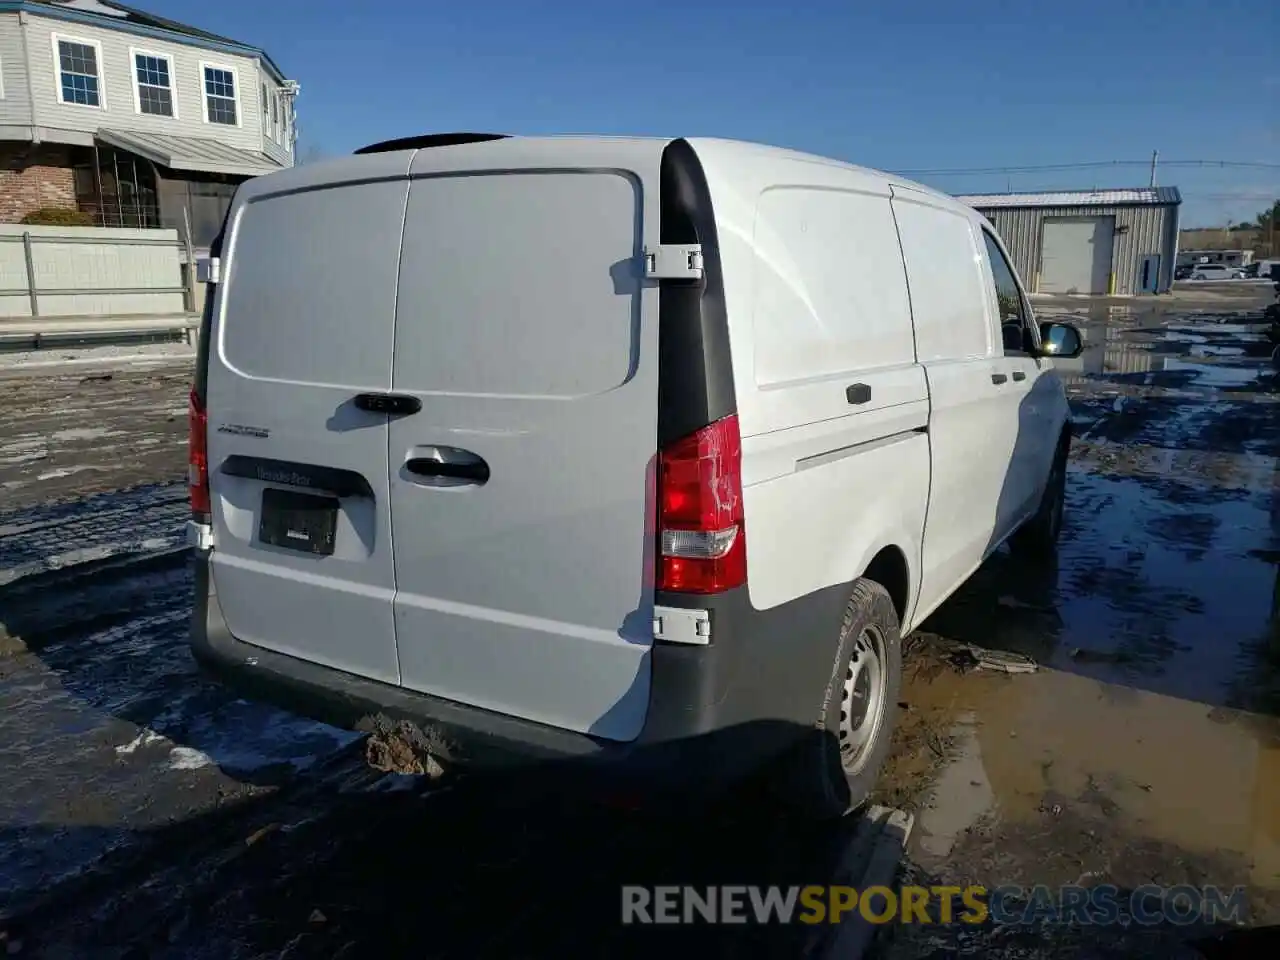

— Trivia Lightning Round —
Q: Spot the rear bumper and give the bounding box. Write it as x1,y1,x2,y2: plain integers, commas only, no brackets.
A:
190,551,851,791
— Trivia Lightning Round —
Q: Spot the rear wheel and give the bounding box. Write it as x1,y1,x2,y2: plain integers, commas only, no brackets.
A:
1012,441,1067,557
776,579,902,820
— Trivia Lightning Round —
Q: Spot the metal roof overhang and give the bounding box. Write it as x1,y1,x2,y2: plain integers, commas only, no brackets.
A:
958,187,1183,209
96,129,282,178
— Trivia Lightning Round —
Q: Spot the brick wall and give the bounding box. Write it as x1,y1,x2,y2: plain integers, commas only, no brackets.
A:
0,143,77,223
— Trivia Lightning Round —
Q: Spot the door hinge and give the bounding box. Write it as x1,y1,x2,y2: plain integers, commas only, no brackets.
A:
196,256,221,284
187,519,215,552
652,605,711,645
644,244,704,280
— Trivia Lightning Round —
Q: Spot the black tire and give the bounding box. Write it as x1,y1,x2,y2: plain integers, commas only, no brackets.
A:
1012,439,1068,557
775,578,902,820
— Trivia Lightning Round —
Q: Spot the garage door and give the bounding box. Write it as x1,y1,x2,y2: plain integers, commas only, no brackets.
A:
1039,217,1114,294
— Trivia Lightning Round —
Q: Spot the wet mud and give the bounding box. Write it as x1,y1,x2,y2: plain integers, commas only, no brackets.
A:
0,366,190,512
883,288,1280,957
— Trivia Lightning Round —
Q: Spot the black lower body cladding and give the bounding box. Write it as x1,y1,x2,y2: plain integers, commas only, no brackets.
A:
191,553,852,797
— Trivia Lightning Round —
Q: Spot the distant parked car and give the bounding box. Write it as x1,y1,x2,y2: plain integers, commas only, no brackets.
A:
1252,260,1279,281
1190,263,1245,281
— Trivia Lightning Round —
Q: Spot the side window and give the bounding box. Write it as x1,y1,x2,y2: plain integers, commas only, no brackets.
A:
981,230,1031,355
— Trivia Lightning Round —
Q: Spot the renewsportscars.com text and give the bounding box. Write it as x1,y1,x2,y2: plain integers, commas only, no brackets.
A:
621,884,1247,926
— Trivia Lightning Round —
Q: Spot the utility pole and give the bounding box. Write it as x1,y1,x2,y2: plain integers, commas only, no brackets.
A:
1149,150,1158,188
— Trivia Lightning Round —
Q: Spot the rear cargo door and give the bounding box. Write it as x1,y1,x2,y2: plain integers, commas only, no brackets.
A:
206,163,411,685
389,148,662,741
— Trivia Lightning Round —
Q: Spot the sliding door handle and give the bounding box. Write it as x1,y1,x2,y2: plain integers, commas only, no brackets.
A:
1012,371,1027,382
846,383,872,405
991,373,1008,385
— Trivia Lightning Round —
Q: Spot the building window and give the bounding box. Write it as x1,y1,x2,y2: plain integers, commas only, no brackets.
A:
260,83,270,139
202,64,238,125
56,37,102,107
133,51,174,117
72,145,160,229
270,93,279,140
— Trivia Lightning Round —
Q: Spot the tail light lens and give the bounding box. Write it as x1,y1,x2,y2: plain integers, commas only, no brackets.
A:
656,415,746,594
188,387,210,520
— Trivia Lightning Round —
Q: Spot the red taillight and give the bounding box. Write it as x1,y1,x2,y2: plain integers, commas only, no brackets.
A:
188,387,210,519
656,414,746,594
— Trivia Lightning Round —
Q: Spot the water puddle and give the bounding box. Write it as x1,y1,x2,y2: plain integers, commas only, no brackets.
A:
1054,309,1279,396
1162,357,1265,389
885,293,1280,918
899,663,1280,900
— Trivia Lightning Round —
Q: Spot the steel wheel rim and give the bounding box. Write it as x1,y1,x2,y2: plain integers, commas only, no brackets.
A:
839,625,887,773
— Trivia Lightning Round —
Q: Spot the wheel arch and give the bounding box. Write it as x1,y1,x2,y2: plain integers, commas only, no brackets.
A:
859,542,913,629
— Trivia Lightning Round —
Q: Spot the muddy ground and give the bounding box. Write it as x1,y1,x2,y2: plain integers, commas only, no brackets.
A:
0,362,191,513
2,290,1279,958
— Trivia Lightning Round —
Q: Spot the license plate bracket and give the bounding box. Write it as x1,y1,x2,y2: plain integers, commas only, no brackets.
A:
258,488,339,556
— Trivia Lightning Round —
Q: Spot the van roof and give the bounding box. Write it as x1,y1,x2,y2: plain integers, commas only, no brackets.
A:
244,133,961,217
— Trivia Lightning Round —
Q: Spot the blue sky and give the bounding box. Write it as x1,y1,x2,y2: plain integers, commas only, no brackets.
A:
162,0,1279,226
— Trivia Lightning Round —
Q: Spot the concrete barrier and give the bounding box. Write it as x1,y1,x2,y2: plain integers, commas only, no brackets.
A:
0,311,199,350
0,224,189,320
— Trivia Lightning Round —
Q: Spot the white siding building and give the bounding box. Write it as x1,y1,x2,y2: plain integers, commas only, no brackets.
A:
0,0,296,244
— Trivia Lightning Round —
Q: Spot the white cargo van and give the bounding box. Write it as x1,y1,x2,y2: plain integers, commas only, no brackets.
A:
188,134,1083,816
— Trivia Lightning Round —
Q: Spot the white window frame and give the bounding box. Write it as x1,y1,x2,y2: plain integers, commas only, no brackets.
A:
0,54,6,99
199,60,242,127
129,47,178,119
52,33,107,111
260,82,271,140
271,91,280,141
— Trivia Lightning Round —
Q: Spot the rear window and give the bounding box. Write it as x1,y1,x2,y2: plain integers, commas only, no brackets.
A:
219,180,409,388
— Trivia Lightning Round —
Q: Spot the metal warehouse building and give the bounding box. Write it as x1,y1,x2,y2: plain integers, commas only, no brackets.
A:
958,187,1182,296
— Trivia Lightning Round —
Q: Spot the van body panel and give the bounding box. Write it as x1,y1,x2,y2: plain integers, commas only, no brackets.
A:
191,133,1075,789
890,188,1019,620
974,224,1063,530
749,184,914,387
193,555,855,787
687,139,927,613
388,160,661,742
206,171,411,684
740,398,929,613
685,138,917,441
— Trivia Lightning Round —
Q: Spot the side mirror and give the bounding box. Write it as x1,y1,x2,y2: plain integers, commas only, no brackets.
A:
1038,321,1083,359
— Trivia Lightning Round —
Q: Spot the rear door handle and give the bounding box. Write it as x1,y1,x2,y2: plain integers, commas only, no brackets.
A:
846,383,872,405
404,447,490,487
353,392,421,416
991,373,1008,385
1012,371,1027,382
